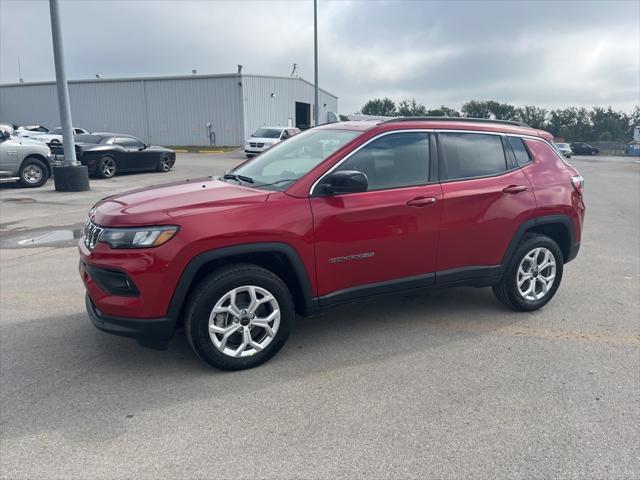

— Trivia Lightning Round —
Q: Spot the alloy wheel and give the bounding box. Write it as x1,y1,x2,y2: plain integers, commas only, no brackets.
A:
102,158,116,177
517,247,556,301
160,156,171,172
208,285,280,358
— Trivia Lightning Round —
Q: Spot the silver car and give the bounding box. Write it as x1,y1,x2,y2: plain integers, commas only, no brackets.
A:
555,142,573,158
0,125,53,187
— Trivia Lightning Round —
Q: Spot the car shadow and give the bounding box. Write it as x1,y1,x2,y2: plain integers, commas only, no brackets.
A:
1,286,526,442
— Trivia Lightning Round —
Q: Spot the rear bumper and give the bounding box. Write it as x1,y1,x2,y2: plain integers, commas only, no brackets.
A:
85,293,175,348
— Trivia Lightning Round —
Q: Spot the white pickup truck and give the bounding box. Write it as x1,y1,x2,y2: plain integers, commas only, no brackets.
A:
0,125,53,188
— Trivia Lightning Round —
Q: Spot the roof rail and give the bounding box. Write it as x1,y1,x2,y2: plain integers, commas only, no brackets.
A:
382,116,530,128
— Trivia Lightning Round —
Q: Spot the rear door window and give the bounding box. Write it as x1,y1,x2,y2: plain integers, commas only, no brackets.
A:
439,132,507,180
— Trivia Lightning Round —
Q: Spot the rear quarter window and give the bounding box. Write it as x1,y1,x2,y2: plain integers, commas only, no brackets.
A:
507,136,532,167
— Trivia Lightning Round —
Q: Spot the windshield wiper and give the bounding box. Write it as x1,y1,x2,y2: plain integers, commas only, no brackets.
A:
222,173,254,184
253,178,298,188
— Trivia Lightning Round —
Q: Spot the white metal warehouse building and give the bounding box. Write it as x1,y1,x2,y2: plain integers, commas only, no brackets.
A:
0,73,338,146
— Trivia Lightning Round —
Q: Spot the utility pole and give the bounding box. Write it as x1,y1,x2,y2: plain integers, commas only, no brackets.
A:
49,0,89,191
313,0,319,127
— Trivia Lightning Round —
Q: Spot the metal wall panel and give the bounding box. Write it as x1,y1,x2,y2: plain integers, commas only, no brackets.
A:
143,76,244,146
1,74,337,146
242,75,338,139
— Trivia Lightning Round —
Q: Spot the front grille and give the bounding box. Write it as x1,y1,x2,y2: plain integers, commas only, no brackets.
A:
49,143,64,155
83,218,104,250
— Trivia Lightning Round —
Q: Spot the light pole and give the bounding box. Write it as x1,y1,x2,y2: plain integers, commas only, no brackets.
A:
49,0,89,191
313,0,319,127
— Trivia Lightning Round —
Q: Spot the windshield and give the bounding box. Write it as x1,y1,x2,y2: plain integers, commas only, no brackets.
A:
230,129,360,191
252,129,282,139
556,143,569,148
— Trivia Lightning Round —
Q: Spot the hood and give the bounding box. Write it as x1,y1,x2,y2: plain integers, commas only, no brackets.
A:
93,177,268,226
247,137,279,144
12,137,49,148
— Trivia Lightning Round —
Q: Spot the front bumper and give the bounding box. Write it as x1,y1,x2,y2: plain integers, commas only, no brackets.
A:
85,293,175,349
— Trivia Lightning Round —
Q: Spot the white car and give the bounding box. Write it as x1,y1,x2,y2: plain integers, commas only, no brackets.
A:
16,125,49,138
32,126,90,144
244,127,300,157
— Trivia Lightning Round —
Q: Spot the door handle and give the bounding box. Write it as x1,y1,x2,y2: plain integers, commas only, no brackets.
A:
406,196,437,207
503,185,527,194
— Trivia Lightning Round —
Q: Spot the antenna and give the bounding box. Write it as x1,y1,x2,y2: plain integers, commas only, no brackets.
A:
18,56,24,83
290,63,299,77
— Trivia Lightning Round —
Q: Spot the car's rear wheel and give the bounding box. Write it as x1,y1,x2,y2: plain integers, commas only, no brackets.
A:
19,157,49,188
493,234,564,311
97,155,117,179
156,154,172,172
184,264,294,370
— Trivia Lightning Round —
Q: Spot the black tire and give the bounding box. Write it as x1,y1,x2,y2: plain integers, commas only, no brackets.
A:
493,234,564,311
96,155,117,179
19,157,49,188
184,264,295,371
156,154,172,172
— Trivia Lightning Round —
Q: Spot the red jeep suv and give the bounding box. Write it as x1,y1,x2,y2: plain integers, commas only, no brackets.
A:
79,118,585,370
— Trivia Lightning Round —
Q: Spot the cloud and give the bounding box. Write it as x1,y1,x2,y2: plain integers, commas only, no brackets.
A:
1,0,638,114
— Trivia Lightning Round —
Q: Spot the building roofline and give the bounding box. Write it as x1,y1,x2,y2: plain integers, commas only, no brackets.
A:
0,73,338,99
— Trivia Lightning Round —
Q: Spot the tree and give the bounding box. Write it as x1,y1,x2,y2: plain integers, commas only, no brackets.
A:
486,101,518,120
516,106,548,130
360,98,396,117
461,100,492,118
397,98,427,116
425,105,461,117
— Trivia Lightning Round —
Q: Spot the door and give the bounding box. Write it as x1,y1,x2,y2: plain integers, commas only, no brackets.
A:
310,131,443,301
0,137,18,174
295,102,311,130
114,137,154,171
436,131,536,273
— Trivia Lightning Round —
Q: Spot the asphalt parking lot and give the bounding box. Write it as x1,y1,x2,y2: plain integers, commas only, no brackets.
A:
1,152,638,479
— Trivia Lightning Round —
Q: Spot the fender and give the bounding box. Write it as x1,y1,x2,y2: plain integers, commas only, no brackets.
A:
501,214,577,266
166,242,318,321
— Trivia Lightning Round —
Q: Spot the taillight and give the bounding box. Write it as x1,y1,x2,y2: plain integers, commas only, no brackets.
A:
571,175,584,195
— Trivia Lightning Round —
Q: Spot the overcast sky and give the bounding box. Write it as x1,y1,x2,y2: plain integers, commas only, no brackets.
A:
1,0,638,114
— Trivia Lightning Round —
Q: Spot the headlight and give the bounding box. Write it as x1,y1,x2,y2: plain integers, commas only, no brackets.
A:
100,226,179,249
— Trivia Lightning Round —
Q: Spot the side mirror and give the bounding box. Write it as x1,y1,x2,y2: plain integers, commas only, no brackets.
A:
321,170,368,195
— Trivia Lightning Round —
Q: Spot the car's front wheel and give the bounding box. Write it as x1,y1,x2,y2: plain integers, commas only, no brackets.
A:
185,264,294,370
156,154,172,172
19,157,49,188
493,234,564,311
96,155,117,179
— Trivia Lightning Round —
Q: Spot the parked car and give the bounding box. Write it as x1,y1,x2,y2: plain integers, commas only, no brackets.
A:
32,127,90,145
570,142,599,155
555,142,573,158
79,118,585,370
0,123,16,136
16,125,49,138
244,127,300,157
0,125,52,187
66,133,175,178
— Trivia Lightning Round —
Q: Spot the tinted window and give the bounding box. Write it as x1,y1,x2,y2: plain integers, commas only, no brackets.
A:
115,137,144,148
74,128,85,134
334,132,429,191
508,136,532,166
439,133,507,180
76,134,106,144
